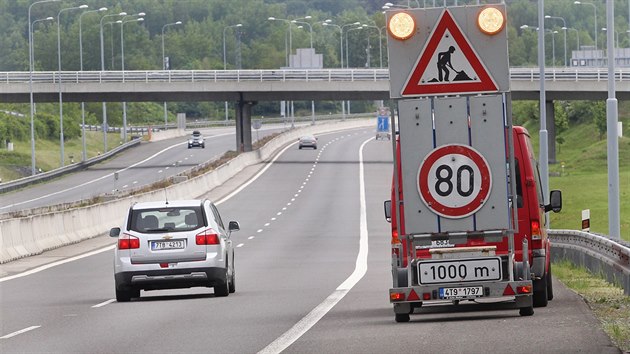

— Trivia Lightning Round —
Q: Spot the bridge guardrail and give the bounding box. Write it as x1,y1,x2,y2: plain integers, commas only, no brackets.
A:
3,68,630,84
549,229,630,295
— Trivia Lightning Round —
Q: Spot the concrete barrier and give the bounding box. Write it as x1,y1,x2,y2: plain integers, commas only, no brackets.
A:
0,119,373,264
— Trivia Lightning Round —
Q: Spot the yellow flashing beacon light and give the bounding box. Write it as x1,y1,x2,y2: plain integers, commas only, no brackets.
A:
388,12,415,40
477,7,505,35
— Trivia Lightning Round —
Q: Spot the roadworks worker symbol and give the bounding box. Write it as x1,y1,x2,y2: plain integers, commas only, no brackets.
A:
402,9,498,96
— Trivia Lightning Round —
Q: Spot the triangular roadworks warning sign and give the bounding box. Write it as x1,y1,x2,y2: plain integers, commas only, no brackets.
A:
401,9,498,96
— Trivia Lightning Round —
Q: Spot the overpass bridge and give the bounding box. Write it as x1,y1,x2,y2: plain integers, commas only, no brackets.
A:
1,67,627,157
2,68,630,103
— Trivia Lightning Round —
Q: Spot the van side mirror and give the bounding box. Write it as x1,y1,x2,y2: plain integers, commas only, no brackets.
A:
384,200,392,222
109,227,121,237
545,190,562,213
228,221,240,232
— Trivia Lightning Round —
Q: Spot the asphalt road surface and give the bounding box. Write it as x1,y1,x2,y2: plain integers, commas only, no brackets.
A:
0,128,620,353
0,126,281,214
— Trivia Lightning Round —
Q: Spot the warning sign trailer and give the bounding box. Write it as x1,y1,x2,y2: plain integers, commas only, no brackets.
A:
384,5,537,322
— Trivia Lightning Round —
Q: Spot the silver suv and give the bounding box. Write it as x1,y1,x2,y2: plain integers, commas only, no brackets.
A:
188,130,205,148
109,199,240,301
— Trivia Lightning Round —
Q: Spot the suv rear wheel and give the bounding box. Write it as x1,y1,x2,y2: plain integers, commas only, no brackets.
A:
214,269,230,297
116,288,140,302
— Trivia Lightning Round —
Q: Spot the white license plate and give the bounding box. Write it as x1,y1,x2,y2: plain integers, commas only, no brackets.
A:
418,258,501,285
150,240,186,250
439,286,484,299
416,239,454,249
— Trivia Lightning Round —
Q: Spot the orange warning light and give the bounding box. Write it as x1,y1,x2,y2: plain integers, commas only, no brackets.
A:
388,12,415,40
477,7,505,35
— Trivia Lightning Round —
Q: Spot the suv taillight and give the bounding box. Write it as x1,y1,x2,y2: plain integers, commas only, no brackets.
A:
196,229,220,245
118,233,140,249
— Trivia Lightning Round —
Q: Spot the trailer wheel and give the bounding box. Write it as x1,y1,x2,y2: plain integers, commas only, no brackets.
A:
519,306,534,316
395,314,410,323
546,266,554,301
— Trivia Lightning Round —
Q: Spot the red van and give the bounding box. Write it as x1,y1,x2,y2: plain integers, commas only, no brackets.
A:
385,126,562,321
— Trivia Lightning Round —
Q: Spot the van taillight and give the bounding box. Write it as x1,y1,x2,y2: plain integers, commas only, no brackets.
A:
391,229,400,244
118,233,139,249
531,220,541,240
196,229,219,245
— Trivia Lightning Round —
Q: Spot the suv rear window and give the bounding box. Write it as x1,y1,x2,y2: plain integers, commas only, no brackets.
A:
129,207,204,233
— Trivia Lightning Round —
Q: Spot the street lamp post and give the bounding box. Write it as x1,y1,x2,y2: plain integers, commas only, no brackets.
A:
601,27,619,49
545,15,567,66
322,20,346,119
567,27,580,64
292,16,315,124
79,7,108,162
346,25,363,68
291,16,313,49
546,30,558,66
57,4,88,167
342,22,361,68
322,21,343,67
223,23,242,123
28,0,59,176
99,12,126,153
574,1,597,52
119,14,145,143
364,24,383,68
268,17,293,66
162,20,182,130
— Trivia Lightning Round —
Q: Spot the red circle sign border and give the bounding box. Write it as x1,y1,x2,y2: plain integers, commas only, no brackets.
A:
417,144,492,219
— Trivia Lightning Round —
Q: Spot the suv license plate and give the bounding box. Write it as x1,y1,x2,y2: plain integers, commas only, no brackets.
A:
150,240,186,250
439,286,483,299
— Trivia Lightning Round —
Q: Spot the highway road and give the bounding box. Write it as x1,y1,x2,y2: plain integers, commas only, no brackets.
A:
0,128,620,353
0,125,282,214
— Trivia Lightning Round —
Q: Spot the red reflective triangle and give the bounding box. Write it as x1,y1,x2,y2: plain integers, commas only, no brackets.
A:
503,284,516,296
407,289,420,301
402,9,498,96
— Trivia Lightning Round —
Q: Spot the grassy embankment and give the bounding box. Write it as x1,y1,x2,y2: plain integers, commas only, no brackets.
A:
522,110,629,352
0,131,125,181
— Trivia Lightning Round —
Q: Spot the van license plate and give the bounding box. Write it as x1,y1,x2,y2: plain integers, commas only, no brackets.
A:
150,240,185,250
439,286,483,299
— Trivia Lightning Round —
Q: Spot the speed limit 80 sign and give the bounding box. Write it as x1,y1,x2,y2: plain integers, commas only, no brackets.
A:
417,144,492,219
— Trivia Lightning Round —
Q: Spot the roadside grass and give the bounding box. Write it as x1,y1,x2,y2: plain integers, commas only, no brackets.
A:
524,121,630,241
1,132,125,179
552,260,630,352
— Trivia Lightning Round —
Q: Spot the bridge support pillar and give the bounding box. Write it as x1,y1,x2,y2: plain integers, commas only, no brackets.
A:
546,100,556,164
236,98,256,152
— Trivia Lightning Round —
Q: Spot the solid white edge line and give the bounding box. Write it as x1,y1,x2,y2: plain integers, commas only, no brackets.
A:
0,325,41,339
91,299,116,308
0,245,116,283
257,136,374,354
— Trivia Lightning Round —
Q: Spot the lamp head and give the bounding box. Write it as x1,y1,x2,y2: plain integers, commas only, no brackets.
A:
236,23,242,27
175,21,182,25
98,7,108,12
79,5,88,9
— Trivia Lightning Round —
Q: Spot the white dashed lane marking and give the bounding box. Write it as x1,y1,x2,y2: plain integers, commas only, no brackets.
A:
0,326,41,339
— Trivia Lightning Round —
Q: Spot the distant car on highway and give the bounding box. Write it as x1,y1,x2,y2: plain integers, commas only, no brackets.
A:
188,130,205,148
298,135,317,149
109,199,240,301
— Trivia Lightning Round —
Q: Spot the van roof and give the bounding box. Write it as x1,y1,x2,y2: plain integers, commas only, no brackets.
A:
132,200,205,209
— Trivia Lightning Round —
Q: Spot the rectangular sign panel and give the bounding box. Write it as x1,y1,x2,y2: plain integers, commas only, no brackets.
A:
386,5,509,98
